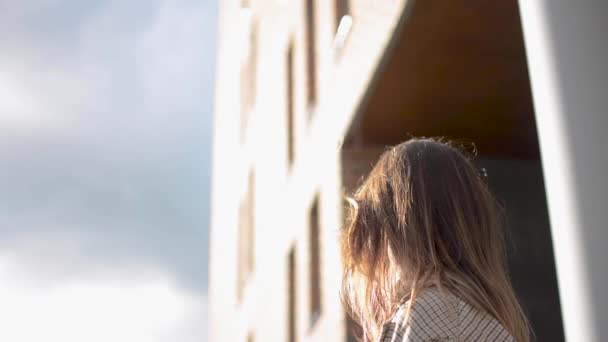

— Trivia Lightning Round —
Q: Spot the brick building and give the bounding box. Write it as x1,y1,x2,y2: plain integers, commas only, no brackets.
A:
210,1,608,341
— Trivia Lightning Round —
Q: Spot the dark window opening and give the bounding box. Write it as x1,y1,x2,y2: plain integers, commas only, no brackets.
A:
345,314,361,342
287,246,297,342
286,42,295,166
309,196,322,328
304,0,317,110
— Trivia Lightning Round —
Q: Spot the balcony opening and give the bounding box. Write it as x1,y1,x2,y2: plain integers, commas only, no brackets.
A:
340,1,563,340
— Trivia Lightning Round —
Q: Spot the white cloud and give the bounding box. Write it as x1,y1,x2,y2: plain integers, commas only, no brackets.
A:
0,257,207,342
0,46,89,133
0,0,216,141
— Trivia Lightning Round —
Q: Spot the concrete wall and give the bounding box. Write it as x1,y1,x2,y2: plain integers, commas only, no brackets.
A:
518,1,608,341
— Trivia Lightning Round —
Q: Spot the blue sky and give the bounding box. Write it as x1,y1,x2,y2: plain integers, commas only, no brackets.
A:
0,0,216,340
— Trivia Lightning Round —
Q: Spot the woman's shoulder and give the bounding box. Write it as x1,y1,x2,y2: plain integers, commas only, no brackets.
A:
379,288,514,342
379,288,459,342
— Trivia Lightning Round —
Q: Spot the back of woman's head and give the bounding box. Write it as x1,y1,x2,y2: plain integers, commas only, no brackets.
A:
341,138,529,341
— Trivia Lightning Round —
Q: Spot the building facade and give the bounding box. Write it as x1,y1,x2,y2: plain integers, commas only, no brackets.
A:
210,1,410,341
210,0,608,341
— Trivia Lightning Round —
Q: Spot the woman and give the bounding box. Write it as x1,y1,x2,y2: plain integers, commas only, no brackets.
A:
341,138,530,342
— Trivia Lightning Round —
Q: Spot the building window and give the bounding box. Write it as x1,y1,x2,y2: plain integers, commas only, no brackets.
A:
237,199,247,300
237,169,256,301
345,314,361,342
335,0,349,32
240,18,258,141
247,170,255,273
249,24,258,111
309,195,322,327
286,42,295,166
287,246,297,342
304,0,317,110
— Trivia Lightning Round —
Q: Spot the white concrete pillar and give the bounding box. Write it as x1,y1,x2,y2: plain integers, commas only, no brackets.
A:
518,1,608,341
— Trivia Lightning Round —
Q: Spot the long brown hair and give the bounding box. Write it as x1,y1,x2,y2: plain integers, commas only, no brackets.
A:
340,138,530,341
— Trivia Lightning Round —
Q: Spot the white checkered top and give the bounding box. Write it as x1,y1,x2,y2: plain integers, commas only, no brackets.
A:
379,288,515,342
